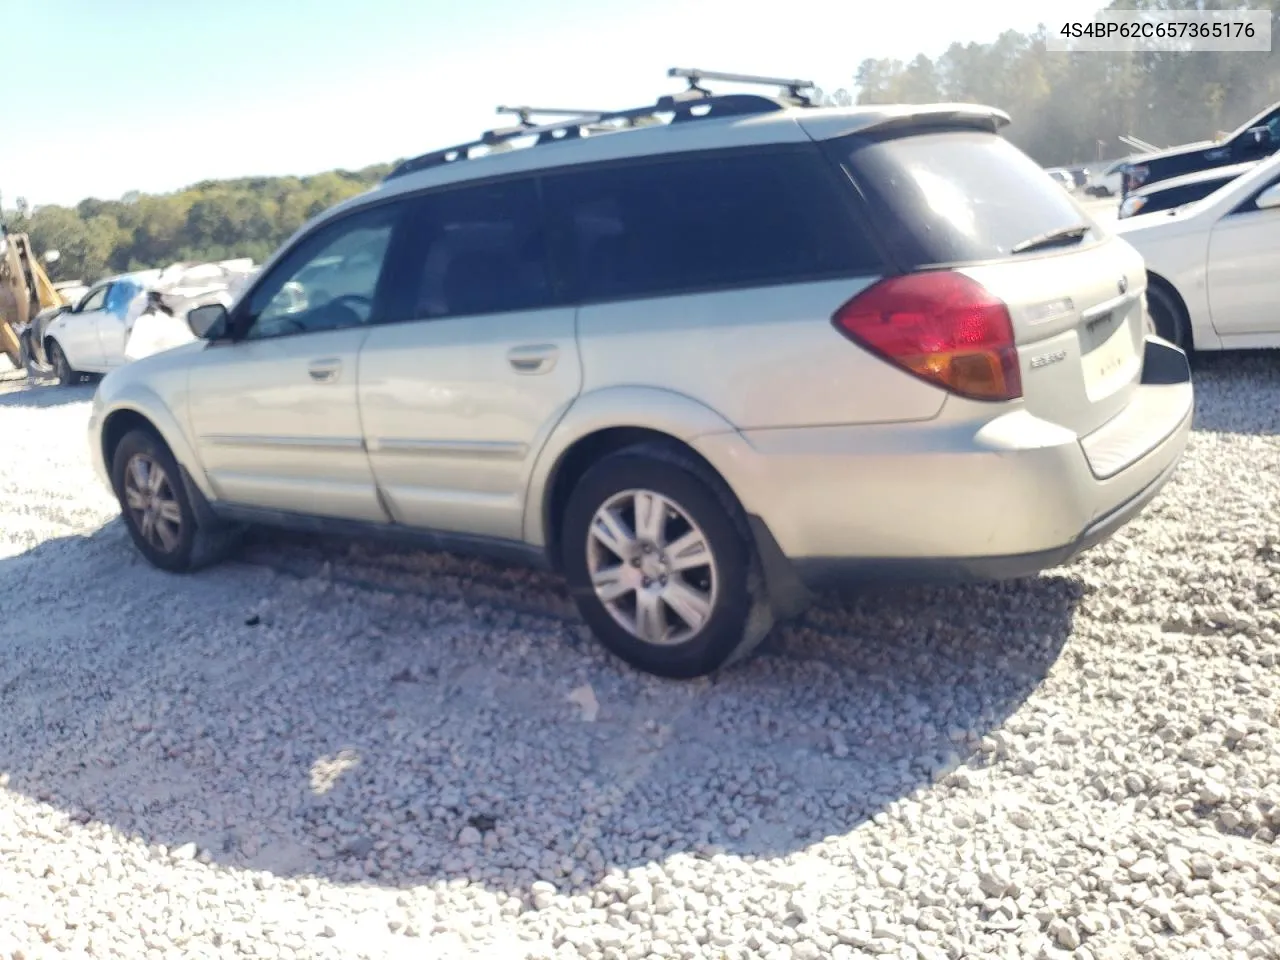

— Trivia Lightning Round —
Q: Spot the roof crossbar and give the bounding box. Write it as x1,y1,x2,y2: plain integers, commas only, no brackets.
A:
385,68,806,182
668,67,816,107
496,105,611,127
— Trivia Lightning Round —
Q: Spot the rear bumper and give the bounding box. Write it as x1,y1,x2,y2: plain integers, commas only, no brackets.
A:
693,337,1192,609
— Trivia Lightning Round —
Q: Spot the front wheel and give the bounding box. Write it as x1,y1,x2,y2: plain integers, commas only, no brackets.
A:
561,445,769,678
111,429,201,572
46,340,78,386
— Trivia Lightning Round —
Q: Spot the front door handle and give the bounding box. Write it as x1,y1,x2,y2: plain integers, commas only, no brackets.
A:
308,358,342,383
507,344,558,375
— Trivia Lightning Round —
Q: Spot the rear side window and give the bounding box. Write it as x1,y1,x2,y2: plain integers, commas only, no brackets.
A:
400,178,552,320
542,148,883,303
841,130,1098,266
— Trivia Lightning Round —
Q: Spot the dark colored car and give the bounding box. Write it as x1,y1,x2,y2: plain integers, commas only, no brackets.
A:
1117,160,1258,219
1122,100,1280,196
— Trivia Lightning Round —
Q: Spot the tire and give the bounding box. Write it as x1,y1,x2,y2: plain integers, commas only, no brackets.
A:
46,339,78,386
110,428,204,573
560,444,771,679
1146,282,1191,352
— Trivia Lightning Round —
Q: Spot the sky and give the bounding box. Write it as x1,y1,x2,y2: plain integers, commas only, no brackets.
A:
3,0,1105,208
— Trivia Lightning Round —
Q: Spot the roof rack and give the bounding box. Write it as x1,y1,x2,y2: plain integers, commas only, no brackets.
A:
667,67,817,107
385,67,812,182
495,105,612,127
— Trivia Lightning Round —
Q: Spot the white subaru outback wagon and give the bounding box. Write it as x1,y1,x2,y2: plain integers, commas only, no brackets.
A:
88,69,1194,678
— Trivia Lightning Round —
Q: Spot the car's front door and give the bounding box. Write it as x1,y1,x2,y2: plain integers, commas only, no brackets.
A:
186,202,405,522
357,177,581,542
55,284,109,369
1205,176,1280,338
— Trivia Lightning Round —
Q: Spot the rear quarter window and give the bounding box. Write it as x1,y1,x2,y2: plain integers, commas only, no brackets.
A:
838,129,1100,267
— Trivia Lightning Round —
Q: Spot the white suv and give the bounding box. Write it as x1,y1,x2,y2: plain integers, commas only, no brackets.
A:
88,69,1194,678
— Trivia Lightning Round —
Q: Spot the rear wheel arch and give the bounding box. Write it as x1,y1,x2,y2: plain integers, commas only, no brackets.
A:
542,427,745,573
1145,271,1193,350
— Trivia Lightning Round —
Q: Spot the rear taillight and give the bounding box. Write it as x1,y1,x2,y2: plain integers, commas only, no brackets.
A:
831,271,1023,402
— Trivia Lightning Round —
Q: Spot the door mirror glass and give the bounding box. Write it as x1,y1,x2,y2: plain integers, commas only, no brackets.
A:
1255,183,1280,211
188,303,229,340
1240,125,1274,155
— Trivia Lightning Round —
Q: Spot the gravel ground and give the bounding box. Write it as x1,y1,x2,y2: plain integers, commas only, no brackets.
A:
1,354,1278,960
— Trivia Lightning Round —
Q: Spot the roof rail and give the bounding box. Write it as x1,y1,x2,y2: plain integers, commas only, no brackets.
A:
384,67,808,182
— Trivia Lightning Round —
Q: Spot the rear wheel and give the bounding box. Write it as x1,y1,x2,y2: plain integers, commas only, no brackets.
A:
1146,282,1191,351
561,445,770,678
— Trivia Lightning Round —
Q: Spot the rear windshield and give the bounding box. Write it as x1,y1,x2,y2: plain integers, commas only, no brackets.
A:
839,129,1099,266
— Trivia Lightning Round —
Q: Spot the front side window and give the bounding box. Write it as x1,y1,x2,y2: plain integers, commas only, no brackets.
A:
77,286,109,313
242,204,400,340
542,148,882,303
398,178,552,321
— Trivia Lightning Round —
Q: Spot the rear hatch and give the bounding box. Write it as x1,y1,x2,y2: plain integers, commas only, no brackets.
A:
827,126,1146,438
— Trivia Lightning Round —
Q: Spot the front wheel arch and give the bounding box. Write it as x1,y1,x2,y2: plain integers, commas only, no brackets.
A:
44,336,74,380
102,408,165,480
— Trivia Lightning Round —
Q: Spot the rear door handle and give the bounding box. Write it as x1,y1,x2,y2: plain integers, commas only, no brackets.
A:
308,358,342,382
507,344,558,375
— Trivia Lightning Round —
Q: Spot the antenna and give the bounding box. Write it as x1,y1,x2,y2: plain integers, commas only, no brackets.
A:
667,67,816,106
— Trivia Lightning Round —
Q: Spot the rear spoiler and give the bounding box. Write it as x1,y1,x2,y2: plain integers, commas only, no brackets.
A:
798,104,1011,143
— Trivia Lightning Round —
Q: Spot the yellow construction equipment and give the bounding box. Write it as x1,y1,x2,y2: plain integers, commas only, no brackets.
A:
1,230,69,370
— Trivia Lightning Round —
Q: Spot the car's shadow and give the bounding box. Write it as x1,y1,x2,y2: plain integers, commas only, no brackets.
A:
1189,350,1280,435
0,518,1085,895
0,381,97,408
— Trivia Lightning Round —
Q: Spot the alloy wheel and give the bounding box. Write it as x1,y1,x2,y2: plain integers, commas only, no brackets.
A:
585,489,718,646
123,453,183,554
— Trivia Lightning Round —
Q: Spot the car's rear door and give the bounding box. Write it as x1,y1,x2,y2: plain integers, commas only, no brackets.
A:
94,277,145,367
356,176,581,543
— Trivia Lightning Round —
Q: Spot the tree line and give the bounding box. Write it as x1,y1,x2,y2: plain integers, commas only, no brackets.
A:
833,0,1280,170
1,166,390,286
5,0,1279,285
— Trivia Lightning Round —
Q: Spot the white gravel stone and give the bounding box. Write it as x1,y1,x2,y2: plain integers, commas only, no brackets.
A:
1,358,1279,958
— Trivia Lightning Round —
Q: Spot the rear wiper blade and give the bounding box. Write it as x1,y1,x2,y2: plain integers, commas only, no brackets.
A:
1010,224,1090,254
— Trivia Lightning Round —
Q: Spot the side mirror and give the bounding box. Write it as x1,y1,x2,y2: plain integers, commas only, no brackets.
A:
1256,183,1280,211
187,303,229,340
1241,126,1274,154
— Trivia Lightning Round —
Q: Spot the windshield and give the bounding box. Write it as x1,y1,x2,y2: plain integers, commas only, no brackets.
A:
840,129,1099,266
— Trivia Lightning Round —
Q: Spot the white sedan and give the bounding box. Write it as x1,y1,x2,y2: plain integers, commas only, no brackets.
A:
41,260,256,384
1113,149,1280,352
